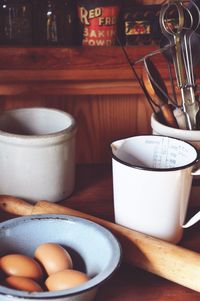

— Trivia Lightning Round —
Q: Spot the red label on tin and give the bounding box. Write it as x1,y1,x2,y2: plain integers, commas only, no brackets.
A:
78,5,120,46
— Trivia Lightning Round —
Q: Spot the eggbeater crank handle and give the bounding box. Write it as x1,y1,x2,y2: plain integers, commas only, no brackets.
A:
1,196,200,293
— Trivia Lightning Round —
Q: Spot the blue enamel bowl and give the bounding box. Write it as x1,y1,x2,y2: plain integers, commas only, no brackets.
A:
0,214,121,301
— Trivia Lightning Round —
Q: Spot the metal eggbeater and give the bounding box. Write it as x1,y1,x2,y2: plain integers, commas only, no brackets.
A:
159,0,200,130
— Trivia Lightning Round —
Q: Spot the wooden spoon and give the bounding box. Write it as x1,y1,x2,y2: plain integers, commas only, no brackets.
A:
143,57,178,128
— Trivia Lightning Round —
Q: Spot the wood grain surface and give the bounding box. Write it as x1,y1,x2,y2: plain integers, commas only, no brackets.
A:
1,165,200,301
0,46,177,95
0,94,152,164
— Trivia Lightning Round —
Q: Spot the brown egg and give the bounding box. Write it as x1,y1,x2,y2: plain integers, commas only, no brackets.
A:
0,254,43,281
5,276,43,292
45,269,90,291
34,243,73,275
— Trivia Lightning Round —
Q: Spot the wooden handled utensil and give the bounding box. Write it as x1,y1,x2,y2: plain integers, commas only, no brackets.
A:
143,57,178,128
0,195,200,292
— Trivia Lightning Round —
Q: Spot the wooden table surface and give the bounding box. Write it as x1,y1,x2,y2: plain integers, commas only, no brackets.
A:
1,164,200,301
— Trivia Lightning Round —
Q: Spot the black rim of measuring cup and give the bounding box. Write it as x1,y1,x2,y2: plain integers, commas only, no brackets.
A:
111,134,199,172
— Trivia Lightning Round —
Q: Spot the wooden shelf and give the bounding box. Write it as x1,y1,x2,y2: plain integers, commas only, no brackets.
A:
0,45,166,95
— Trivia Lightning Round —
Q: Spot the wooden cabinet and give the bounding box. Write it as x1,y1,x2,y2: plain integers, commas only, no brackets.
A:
0,0,167,165
0,46,165,95
0,45,162,163
0,0,188,163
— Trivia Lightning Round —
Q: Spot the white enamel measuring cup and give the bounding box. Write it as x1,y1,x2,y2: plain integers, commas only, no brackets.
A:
111,135,200,243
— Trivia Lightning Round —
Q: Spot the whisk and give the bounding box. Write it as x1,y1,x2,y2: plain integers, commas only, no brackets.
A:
159,0,200,130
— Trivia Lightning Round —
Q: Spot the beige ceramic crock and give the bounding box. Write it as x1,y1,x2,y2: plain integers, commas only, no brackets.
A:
0,107,77,203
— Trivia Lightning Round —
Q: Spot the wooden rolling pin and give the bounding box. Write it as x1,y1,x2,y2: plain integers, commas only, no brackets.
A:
0,196,200,293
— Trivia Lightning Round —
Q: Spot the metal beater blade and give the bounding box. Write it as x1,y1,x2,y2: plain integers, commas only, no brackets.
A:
159,0,200,130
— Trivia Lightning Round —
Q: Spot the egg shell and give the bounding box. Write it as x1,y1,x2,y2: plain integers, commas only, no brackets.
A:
0,254,43,280
5,276,43,292
45,269,90,291
34,243,73,275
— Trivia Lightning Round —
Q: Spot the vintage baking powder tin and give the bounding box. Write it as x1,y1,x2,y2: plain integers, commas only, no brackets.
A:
77,0,120,46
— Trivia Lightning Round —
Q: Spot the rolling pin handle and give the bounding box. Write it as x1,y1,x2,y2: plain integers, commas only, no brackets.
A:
0,195,33,216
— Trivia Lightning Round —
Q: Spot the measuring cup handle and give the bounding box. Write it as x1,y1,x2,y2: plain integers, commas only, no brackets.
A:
183,210,200,228
191,168,200,176
191,151,200,175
